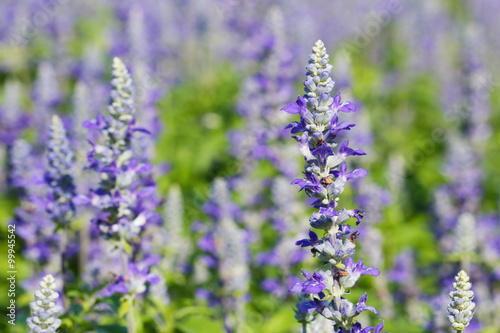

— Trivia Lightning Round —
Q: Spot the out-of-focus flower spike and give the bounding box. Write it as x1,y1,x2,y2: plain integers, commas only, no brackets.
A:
33,61,61,137
127,6,161,161
71,81,94,192
198,178,249,333
453,213,476,272
72,81,91,145
1,80,26,145
45,115,76,225
461,23,492,150
163,184,191,271
128,5,147,61
8,139,34,197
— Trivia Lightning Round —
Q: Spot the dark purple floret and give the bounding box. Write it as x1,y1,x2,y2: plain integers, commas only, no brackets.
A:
289,269,325,294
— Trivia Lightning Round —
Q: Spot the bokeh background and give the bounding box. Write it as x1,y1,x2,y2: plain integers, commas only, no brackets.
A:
0,0,499,332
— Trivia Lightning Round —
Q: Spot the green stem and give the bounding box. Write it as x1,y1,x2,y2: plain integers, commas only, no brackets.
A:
120,236,135,333
302,323,307,333
120,242,128,276
461,255,471,273
79,215,91,275
127,295,136,333
60,224,69,310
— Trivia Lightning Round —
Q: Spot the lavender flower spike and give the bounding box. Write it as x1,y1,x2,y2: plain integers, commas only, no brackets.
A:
83,57,159,333
283,40,363,220
285,40,382,332
84,57,156,240
45,115,76,225
26,274,62,333
447,270,476,331
8,139,34,196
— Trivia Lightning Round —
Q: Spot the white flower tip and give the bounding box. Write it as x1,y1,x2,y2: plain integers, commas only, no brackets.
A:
457,270,470,281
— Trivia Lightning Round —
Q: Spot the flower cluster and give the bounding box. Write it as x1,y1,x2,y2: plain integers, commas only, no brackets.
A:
447,270,476,331
82,57,159,241
283,40,383,332
77,57,162,333
45,115,76,225
8,139,59,267
26,274,62,333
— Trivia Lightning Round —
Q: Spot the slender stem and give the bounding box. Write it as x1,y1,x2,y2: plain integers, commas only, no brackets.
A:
127,295,136,333
120,245,128,276
60,224,69,310
221,297,232,333
120,236,136,333
79,215,91,274
461,255,471,273
302,323,307,333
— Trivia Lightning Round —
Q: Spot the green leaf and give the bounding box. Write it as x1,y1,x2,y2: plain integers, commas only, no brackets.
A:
176,315,224,333
134,304,144,333
95,325,128,333
122,241,133,255
174,306,215,320
118,299,131,319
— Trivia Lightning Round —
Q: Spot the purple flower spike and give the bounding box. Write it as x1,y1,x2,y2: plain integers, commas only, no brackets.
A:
84,58,158,241
45,115,76,225
285,40,382,329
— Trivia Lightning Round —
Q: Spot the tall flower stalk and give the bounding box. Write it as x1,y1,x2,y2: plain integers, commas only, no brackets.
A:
1,80,28,191
283,40,383,332
197,178,249,333
71,80,94,273
44,115,76,306
162,184,191,273
9,139,60,290
229,6,307,298
82,57,159,333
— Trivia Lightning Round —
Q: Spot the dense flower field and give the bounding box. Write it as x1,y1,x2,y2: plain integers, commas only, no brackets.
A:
0,1,499,332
